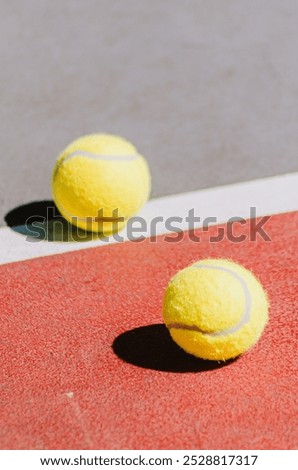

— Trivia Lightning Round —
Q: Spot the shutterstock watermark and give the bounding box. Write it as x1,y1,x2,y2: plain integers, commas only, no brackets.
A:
22,207,272,243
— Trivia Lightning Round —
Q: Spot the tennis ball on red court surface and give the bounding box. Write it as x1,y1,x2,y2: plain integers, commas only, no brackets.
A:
52,133,151,234
162,258,269,361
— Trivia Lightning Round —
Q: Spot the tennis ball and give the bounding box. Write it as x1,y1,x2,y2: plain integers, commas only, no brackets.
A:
52,133,151,234
162,259,269,361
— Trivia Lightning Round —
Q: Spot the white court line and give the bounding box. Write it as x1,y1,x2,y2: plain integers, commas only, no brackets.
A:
0,172,297,266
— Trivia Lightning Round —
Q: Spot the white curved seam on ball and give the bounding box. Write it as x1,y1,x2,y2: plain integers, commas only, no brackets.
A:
59,150,138,167
168,264,251,337
64,150,138,162
53,151,139,178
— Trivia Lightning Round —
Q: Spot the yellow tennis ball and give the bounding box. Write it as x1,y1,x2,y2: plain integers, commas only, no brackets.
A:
162,259,269,361
52,133,151,234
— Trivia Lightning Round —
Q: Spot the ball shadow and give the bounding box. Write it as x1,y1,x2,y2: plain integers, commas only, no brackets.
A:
4,200,103,243
5,200,59,225
112,324,235,373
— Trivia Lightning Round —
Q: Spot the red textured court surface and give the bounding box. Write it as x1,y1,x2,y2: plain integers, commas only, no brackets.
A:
0,212,297,450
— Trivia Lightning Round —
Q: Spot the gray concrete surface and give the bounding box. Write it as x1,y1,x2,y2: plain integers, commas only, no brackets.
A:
0,0,298,226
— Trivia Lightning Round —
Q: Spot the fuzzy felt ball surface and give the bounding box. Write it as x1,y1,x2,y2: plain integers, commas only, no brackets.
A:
52,134,151,234
163,258,269,360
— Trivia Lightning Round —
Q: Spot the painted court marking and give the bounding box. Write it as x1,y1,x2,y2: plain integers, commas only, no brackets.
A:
0,172,297,266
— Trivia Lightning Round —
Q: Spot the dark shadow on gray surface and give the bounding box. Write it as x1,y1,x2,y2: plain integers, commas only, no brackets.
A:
5,200,59,227
112,323,236,373
4,200,102,243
